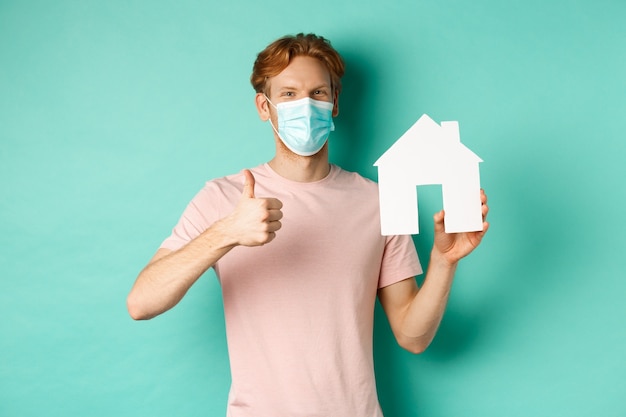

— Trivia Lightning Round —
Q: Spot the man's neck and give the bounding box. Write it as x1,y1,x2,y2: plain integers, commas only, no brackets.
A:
268,144,331,183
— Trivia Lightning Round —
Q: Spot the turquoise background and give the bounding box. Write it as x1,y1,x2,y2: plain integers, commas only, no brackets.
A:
1,0,625,416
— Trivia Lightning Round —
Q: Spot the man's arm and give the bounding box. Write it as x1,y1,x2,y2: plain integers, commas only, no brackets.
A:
378,190,489,354
127,170,283,320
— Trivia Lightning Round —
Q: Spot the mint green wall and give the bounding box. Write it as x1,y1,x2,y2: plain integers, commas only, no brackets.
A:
1,1,624,416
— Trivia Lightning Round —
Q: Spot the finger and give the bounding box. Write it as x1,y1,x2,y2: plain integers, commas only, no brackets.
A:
267,209,284,222
477,221,490,236
267,220,282,233
266,198,283,210
241,169,255,199
265,231,277,244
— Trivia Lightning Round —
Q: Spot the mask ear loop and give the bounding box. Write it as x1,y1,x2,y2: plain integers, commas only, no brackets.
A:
264,94,282,139
263,94,276,109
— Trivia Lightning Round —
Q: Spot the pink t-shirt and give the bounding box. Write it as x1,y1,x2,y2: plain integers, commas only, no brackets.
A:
161,164,422,417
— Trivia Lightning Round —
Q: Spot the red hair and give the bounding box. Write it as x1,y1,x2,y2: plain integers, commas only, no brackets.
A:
251,33,345,95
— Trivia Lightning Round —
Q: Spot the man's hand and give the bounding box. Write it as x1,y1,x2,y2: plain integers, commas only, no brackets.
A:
222,169,283,247
432,189,490,265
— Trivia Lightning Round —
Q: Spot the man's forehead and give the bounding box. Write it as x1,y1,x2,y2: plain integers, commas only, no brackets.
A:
270,59,331,88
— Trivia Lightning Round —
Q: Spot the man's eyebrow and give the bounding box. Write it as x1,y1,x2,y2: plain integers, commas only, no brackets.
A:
278,85,298,90
277,84,330,91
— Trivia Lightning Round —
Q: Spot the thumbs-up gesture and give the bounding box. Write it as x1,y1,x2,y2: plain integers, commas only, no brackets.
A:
224,169,283,246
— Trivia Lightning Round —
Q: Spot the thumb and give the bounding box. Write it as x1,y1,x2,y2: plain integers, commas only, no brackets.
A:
433,210,446,233
241,169,255,199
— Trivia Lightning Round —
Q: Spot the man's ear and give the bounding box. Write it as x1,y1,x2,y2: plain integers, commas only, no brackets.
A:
332,89,340,117
255,93,270,121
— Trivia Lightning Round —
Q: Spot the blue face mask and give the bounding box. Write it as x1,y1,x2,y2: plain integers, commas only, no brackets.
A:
265,96,335,156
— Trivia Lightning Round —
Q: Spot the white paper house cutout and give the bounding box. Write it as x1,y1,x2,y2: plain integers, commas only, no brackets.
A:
374,114,483,235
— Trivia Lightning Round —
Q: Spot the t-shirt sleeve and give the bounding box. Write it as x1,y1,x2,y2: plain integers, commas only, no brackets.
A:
378,234,423,289
159,183,223,252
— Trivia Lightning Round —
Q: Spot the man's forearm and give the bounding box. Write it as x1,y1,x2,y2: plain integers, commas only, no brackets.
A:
399,250,458,352
127,220,235,320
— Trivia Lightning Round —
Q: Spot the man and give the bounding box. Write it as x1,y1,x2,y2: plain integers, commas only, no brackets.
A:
127,33,489,416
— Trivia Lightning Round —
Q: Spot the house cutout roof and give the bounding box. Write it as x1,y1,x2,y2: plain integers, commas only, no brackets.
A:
375,114,482,168
374,114,484,235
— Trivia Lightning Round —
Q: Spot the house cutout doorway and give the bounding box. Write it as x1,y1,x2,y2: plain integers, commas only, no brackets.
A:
416,184,443,237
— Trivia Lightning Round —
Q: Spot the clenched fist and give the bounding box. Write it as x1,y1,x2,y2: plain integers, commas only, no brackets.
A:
224,169,283,246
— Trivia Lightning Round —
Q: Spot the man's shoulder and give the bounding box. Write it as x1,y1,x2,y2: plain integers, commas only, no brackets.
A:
199,164,280,200
202,164,264,188
332,165,378,190
192,168,246,203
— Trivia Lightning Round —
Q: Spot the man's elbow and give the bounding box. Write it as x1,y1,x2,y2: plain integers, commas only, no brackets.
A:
397,334,431,355
126,294,152,321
